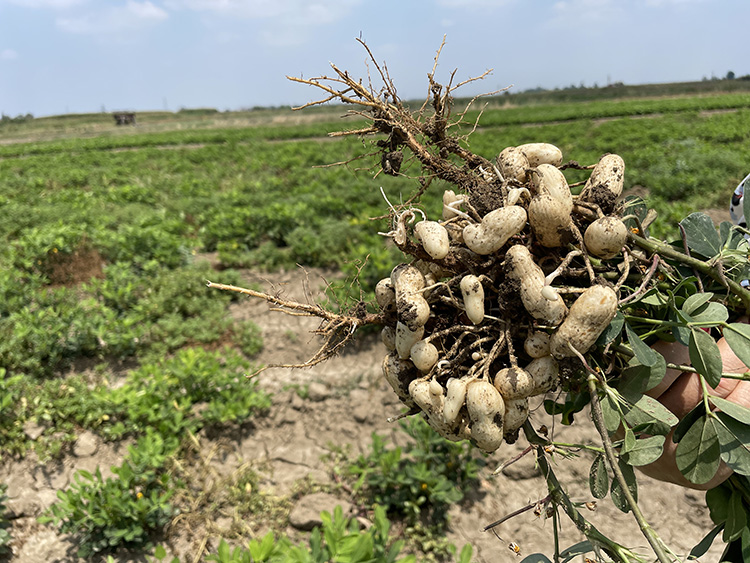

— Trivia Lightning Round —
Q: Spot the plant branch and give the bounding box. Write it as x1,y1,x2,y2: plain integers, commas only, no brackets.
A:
586,376,674,563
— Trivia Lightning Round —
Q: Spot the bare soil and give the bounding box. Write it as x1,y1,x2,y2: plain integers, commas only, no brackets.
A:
0,266,725,562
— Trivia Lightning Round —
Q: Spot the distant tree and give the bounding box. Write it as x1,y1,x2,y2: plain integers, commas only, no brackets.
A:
726,70,736,80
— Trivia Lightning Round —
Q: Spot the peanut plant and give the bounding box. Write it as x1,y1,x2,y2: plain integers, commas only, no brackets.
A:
209,40,750,562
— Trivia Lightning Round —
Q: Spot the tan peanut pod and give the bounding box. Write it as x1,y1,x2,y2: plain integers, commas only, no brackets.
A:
528,193,573,248
382,351,418,407
443,377,468,426
524,331,551,358
496,146,529,183
409,379,442,417
391,263,430,330
529,163,572,205
549,285,618,359
442,189,462,220
466,379,505,419
494,366,535,400
471,419,505,453
460,275,485,325
463,205,527,255
415,220,450,260
503,397,530,435
375,278,396,315
518,143,563,168
584,216,628,259
381,326,396,351
410,339,439,373
526,355,560,395
579,153,625,214
505,245,568,326
395,321,425,360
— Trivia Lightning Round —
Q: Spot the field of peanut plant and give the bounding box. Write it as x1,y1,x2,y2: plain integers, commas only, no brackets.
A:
1,86,750,562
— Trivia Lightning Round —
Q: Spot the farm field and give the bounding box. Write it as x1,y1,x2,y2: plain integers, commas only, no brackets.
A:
1,86,750,562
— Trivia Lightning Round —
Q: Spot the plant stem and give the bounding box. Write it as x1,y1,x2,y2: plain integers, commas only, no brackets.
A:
527,425,641,562
628,232,750,313
586,375,674,563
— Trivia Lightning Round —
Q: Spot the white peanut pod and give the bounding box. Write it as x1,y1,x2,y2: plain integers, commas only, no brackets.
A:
409,379,443,419
375,278,396,315
381,326,396,351
584,216,628,259
443,377,467,425
528,193,573,248
415,220,450,260
524,331,551,359
494,366,535,400
503,397,530,435
496,146,529,183
518,143,563,168
465,379,505,426
505,245,568,326
411,339,439,373
579,153,625,213
442,189,462,220
529,163,572,206
549,285,618,359
471,420,505,453
382,351,418,407
460,275,485,325
391,264,430,331
395,321,425,359
463,205,527,255
526,355,560,395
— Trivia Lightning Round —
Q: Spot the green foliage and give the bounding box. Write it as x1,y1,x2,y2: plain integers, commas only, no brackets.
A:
347,417,482,530
205,505,417,563
100,347,271,440
0,483,11,556
40,430,177,558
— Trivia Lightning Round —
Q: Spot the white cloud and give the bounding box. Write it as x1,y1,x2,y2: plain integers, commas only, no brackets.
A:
1,48,18,60
437,0,513,7
165,0,360,24
56,1,168,35
5,0,87,8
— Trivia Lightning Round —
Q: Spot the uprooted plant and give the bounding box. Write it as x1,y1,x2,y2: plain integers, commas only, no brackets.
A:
209,39,750,562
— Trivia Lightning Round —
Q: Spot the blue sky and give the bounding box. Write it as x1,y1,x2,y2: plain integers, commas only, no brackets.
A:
0,0,747,118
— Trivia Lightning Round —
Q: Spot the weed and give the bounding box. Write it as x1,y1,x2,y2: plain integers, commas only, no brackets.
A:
40,430,177,558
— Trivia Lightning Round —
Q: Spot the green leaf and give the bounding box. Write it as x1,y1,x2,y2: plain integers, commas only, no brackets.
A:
596,311,624,347
601,391,622,434
618,356,667,395
711,396,750,425
680,212,721,258
724,490,747,542
675,415,721,485
519,556,552,563
620,435,666,467
622,426,636,454
689,328,723,388
723,323,750,369
153,546,167,560
621,392,679,429
626,324,660,367
690,302,729,325
610,459,638,513
673,402,707,443
560,541,594,561
688,523,724,560
589,454,609,500
715,413,750,477
682,292,715,316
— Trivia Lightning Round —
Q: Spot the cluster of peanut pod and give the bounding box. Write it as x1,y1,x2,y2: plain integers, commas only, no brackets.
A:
378,143,625,453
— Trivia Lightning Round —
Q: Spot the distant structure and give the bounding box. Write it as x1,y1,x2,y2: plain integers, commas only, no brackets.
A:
113,112,136,126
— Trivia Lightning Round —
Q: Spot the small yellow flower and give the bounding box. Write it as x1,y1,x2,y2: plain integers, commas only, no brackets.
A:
136,492,144,499
630,227,640,235
420,483,428,491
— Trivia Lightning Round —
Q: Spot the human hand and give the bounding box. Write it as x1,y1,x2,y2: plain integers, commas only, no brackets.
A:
637,335,750,490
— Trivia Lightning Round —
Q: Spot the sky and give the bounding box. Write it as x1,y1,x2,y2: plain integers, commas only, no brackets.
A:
0,0,747,118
